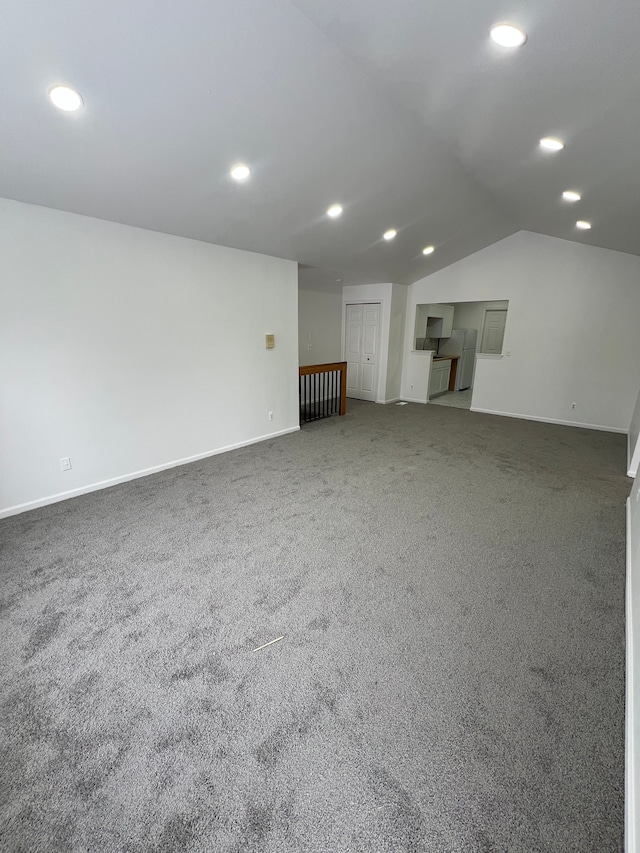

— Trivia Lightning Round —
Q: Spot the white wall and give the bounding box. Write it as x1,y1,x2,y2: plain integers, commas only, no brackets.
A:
342,282,407,404
628,473,640,853
629,386,640,478
400,350,434,403
386,284,408,402
403,231,640,432
298,285,343,367
0,198,299,517
451,301,484,333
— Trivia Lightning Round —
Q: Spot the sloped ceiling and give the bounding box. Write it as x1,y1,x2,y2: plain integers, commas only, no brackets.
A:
1,0,639,286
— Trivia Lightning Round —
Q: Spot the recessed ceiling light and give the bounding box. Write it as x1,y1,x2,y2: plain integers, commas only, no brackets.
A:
48,85,83,112
230,164,251,181
490,24,527,47
422,246,435,256
539,137,565,152
576,220,591,230
383,229,397,241
327,204,343,218
562,190,581,202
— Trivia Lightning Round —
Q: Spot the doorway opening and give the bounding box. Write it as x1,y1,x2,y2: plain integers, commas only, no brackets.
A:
429,388,473,410
425,299,509,410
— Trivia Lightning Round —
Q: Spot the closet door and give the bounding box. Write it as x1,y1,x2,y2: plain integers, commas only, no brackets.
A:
345,303,380,401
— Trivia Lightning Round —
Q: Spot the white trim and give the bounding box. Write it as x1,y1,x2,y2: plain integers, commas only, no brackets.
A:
629,431,640,479
0,426,300,519
400,397,427,405
469,407,626,434
382,397,402,405
626,497,637,853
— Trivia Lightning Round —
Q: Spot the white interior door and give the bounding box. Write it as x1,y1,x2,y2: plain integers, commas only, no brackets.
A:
480,309,507,354
344,303,380,401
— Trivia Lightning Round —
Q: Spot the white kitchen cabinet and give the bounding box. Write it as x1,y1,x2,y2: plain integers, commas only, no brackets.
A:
426,304,454,339
414,303,454,345
428,359,451,399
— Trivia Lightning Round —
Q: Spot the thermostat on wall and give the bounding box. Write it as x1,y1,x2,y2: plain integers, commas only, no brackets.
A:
265,334,275,349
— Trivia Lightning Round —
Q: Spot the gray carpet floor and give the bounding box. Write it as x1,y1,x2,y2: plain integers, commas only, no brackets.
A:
0,400,629,852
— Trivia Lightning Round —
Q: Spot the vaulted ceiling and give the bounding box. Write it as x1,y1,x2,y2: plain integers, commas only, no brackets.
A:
2,0,639,286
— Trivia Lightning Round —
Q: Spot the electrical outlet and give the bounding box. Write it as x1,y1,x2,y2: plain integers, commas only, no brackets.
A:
571,402,576,410
60,457,72,471
268,411,274,421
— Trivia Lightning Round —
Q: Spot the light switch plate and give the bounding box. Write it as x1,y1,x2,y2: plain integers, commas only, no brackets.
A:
265,334,275,349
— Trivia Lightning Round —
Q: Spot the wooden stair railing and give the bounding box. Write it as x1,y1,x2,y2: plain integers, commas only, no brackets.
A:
298,362,347,424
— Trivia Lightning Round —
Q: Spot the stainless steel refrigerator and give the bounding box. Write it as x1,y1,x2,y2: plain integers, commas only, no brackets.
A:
437,329,477,391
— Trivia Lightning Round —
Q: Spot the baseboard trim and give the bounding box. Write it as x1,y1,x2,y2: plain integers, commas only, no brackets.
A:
626,497,637,853
469,407,626,434
0,426,300,519
400,397,427,405
381,397,402,405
